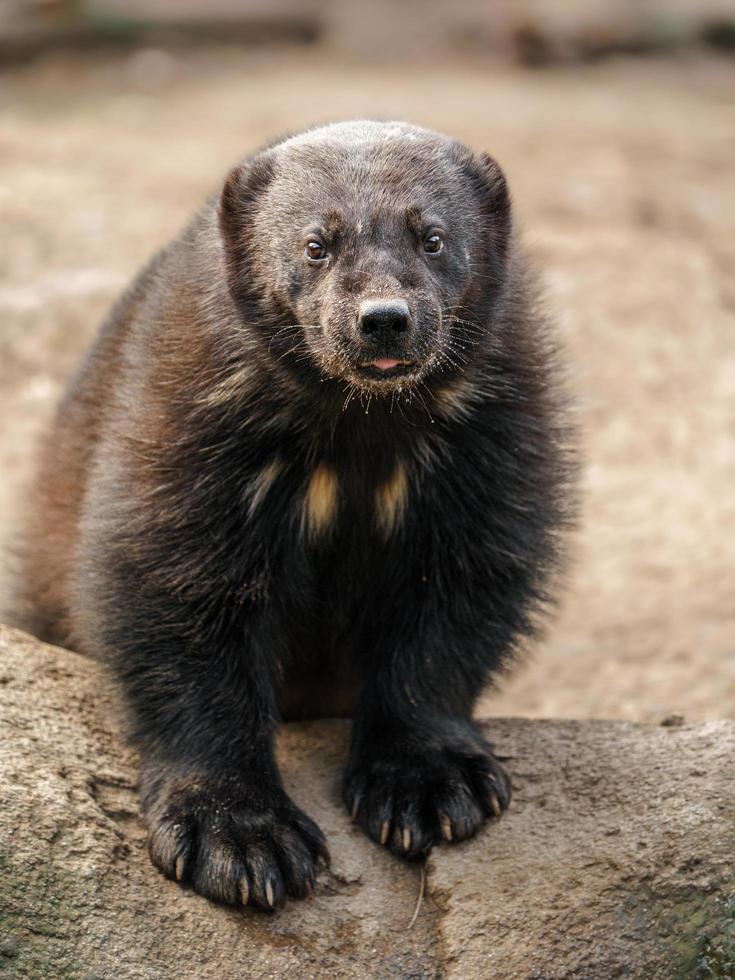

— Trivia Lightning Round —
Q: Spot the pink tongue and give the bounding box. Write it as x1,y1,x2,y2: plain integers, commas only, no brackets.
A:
372,359,400,371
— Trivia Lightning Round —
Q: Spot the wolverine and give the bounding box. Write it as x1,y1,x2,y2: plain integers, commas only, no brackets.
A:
17,121,574,912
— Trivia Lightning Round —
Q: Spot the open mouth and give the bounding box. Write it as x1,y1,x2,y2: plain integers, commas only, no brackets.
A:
355,358,417,381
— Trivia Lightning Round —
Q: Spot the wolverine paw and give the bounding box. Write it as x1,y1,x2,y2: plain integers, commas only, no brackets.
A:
343,728,511,859
144,774,328,911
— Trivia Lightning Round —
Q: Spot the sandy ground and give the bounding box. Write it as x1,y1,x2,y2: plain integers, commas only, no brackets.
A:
1,48,733,723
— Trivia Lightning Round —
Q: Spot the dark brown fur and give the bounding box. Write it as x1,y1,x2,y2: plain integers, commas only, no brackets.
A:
15,121,575,912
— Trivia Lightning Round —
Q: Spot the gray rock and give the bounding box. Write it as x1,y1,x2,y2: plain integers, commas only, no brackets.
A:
1,624,733,979
430,719,735,979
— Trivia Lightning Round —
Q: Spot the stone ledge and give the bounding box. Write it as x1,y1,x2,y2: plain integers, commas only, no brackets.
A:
0,624,732,979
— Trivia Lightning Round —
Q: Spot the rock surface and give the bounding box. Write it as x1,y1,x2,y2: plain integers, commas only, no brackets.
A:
1,624,733,979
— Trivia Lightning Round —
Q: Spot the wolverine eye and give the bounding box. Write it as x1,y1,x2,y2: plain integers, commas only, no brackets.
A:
423,233,444,254
305,239,327,262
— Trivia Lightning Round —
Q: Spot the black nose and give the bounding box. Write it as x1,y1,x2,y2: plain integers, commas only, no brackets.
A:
357,299,411,338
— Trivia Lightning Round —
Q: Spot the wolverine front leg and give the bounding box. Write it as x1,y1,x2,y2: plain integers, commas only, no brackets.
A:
343,635,511,859
103,601,327,910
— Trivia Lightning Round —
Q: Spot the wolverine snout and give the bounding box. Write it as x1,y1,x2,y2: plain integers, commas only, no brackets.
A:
357,299,412,340
352,298,419,376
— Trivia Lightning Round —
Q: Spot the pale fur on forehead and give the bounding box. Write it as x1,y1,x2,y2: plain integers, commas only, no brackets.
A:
260,120,470,217
274,120,450,156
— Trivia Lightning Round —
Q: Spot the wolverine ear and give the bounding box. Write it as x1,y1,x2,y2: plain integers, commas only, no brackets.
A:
219,153,275,255
219,154,276,300
463,151,512,261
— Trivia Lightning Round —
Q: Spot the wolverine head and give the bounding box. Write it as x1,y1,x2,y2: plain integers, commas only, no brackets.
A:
220,121,511,396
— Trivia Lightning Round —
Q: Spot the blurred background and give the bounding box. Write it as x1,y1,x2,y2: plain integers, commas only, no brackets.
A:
1,0,733,722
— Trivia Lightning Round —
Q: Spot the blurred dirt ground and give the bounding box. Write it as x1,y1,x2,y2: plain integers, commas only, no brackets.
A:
1,47,733,723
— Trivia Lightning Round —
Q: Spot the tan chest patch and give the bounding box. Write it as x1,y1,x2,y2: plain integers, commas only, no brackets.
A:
434,376,479,419
246,457,284,516
303,464,339,541
375,462,409,537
